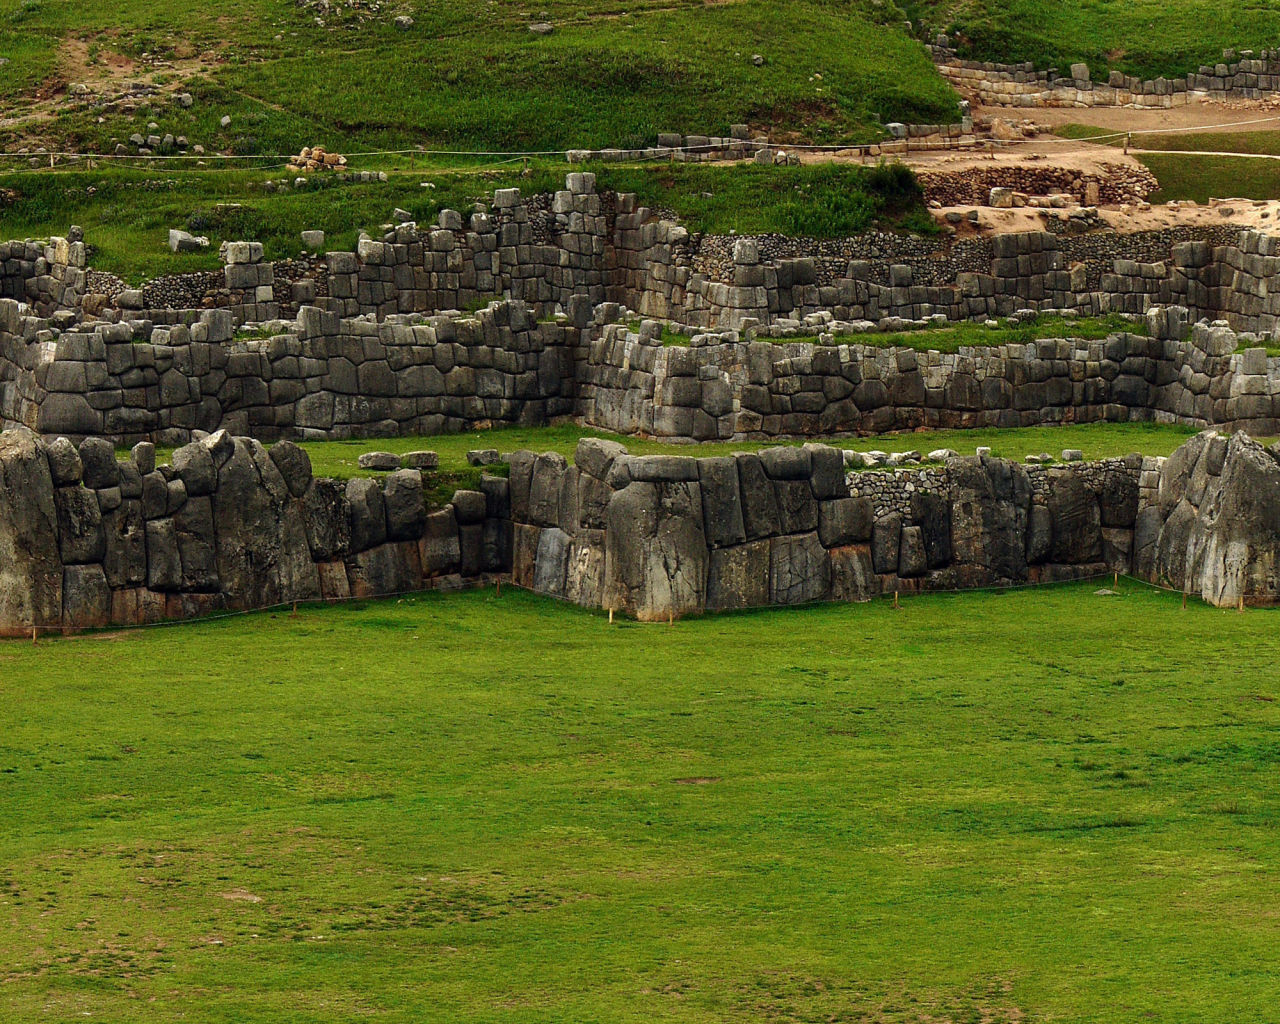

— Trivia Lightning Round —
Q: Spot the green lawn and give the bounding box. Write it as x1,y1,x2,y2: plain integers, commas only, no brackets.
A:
1138,153,1280,205
0,0,960,154
0,162,929,282
2,582,1278,1021
909,0,1280,81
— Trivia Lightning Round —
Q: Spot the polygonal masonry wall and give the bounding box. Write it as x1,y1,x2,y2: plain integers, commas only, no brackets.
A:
2,427,1277,634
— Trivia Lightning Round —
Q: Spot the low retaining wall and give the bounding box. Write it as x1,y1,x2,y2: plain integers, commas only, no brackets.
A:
931,41,1280,108
4,427,1275,632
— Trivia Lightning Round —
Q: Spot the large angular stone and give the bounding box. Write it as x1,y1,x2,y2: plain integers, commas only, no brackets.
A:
602,480,707,620
910,491,952,569
172,442,217,497
54,485,105,565
565,529,606,607
948,455,1032,580
533,526,571,596
146,517,182,591
419,506,461,577
528,452,566,527
348,541,423,597
759,445,810,480
512,523,540,589
78,438,118,490
818,496,872,548
575,437,627,480
1026,504,1052,565
697,456,745,549
897,525,927,577
0,428,62,632
770,531,830,605
302,478,351,561
174,495,219,591
269,440,313,499
829,544,877,602
383,469,426,541
805,444,848,499
508,450,535,523
871,513,903,574
736,453,779,540
774,479,818,535
1047,468,1102,564
706,540,770,611
102,499,146,588
346,477,387,552
46,436,82,486
62,564,110,629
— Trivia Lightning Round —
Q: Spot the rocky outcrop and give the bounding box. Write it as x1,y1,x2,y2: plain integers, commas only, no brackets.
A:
1150,431,1280,606
0,427,62,633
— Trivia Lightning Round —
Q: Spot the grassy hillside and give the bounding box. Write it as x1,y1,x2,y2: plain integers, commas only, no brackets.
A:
0,0,961,154
2,582,1278,1021
907,0,1280,80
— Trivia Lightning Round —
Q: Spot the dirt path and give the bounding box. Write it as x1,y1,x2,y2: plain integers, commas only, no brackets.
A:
978,98,1280,134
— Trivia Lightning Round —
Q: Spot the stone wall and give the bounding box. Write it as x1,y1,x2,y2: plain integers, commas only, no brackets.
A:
0,299,580,445
3,426,1277,631
0,425,512,634
930,42,1280,108
578,310,1280,441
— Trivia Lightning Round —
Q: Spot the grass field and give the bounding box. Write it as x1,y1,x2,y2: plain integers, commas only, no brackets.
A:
0,162,931,282
0,0,960,155
908,0,1280,80
1,581,1278,1021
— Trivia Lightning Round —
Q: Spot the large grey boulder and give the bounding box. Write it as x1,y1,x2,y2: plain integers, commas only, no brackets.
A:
0,428,62,632
805,444,848,499
349,542,422,597
146,517,182,591
533,527,571,596
102,499,146,588
172,441,217,497
602,480,707,620
79,438,119,490
759,445,810,480
565,529,606,607
911,491,952,569
419,506,460,577
830,544,877,602
575,437,627,480
174,496,219,591
871,513,903,574
1157,433,1280,606
62,564,110,629
46,436,83,486
528,452,566,527
897,525,927,577
214,437,318,610
508,450,536,522
774,479,818,535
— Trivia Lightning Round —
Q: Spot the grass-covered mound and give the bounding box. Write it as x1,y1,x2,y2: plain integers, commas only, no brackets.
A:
910,0,1280,81
0,0,960,154
1,582,1278,1021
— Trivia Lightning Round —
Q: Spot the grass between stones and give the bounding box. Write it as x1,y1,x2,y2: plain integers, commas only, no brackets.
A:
1,582,1278,1021
907,0,1280,80
0,163,931,283
180,421,1204,485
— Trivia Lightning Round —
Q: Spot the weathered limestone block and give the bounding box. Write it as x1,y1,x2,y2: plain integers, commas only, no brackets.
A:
269,440,313,499
348,541,423,597
566,529,606,607
529,452,566,527
174,495,219,591
303,479,351,561
172,441,217,497
512,522,540,589
770,531,830,604
911,492,952,568
697,456,746,549
818,496,873,548
384,469,426,541
830,543,877,602
78,438,118,490
949,456,1032,580
54,485,105,565
805,443,848,499
737,453,780,539
775,479,818,535
706,539,770,611
62,563,110,629
102,499,146,587
146,517,182,591
420,505,461,577
533,526,571,596
0,428,62,632
1026,504,1052,565
603,480,707,619
897,525,927,577
871,513,903,574
1047,468,1102,564
346,477,387,553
